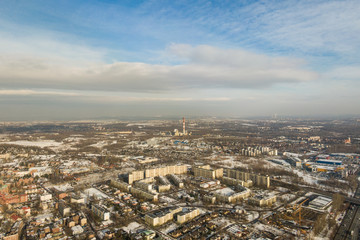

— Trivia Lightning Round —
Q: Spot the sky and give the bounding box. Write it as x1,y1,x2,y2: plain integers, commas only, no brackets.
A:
0,0,360,121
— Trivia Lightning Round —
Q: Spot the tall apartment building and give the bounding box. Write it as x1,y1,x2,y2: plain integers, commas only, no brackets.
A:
225,169,270,188
193,165,223,179
127,165,187,184
128,170,145,184
145,165,187,178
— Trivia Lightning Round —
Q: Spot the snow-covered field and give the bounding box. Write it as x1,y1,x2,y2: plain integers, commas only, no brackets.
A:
159,196,177,204
160,223,178,234
210,217,234,227
1,140,62,148
122,221,143,233
246,211,260,222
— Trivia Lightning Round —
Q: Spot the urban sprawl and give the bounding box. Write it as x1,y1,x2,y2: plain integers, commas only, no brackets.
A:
0,117,360,240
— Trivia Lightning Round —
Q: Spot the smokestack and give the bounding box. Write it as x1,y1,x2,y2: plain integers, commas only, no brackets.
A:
183,117,186,135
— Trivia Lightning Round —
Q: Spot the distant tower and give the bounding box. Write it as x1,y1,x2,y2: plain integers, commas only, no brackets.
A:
183,117,186,135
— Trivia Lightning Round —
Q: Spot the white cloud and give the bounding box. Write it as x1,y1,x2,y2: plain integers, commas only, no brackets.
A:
0,39,317,92
324,66,360,81
0,89,81,96
0,89,230,103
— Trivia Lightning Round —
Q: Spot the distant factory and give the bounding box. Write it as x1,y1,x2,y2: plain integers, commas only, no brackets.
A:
160,117,192,136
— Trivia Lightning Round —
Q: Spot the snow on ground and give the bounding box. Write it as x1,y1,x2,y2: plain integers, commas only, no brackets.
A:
280,193,297,202
214,187,235,196
122,222,143,233
246,211,260,222
83,188,109,200
90,141,109,148
210,155,249,168
253,222,285,235
292,169,319,185
210,217,234,227
1,140,62,148
161,223,178,234
52,183,73,192
159,196,177,204
276,187,290,192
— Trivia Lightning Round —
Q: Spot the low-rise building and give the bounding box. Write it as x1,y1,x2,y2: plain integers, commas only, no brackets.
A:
40,193,52,202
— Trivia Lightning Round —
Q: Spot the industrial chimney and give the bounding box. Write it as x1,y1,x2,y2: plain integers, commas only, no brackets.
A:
183,117,186,135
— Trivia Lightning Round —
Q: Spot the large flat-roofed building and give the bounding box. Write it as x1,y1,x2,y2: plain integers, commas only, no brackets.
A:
91,204,110,221
308,195,332,210
225,169,270,188
213,187,251,203
193,165,223,179
176,208,200,224
145,206,183,226
248,194,277,207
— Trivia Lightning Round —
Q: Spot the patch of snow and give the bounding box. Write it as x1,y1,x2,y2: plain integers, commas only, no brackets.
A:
1,140,62,148
122,221,143,233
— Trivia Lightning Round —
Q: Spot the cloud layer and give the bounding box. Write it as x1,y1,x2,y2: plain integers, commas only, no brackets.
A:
0,41,317,92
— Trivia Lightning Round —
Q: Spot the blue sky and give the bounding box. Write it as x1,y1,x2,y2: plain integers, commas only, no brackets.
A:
0,0,359,120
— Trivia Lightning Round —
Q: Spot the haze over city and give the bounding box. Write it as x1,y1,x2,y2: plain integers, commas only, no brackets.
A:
1,0,360,120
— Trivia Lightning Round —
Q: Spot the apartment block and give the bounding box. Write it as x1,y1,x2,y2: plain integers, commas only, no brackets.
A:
213,187,251,203
168,174,184,188
225,169,270,188
130,187,158,202
128,170,145,184
145,165,187,178
248,195,277,207
145,206,182,226
176,208,200,224
221,176,253,188
193,165,223,179
110,180,131,192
